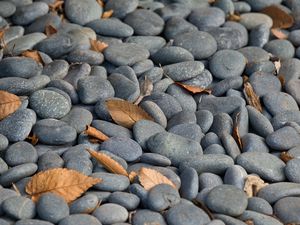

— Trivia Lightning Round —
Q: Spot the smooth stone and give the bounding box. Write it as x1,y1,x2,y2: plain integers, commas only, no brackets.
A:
65,157,93,175
180,167,199,200
236,152,285,182
163,16,197,40
241,133,269,153
274,197,300,224
69,194,99,214
93,203,128,224
2,196,35,219
239,13,273,30
169,123,203,142
201,133,220,149
249,23,269,48
129,184,148,207
167,110,196,130
66,49,104,65
125,35,166,55
264,39,295,60
132,59,154,76
0,109,36,142
43,60,69,80
214,214,248,225
152,78,174,93
245,60,275,75
0,163,37,187
271,110,300,130
62,145,90,162
105,0,138,19
213,0,234,15
0,188,18,215
285,79,300,105
239,210,283,225
108,192,140,211
0,158,8,174
25,13,61,34
124,9,164,36
244,0,281,11
238,46,270,64
182,69,213,88
58,214,102,225
199,172,223,190
173,30,217,59
5,141,38,166
132,209,167,225
210,113,233,137
0,1,16,17
147,132,202,166
285,158,300,183
140,100,167,128
180,154,234,175
33,119,77,145
204,144,226,155
64,0,103,25
156,3,191,20
97,150,128,170
211,77,244,96
166,202,211,225
195,110,214,133
220,133,241,160
140,153,171,167
247,197,273,215
38,152,64,171
104,43,150,66
1,26,24,45
92,120,132,138
92,172,129,192
15,219,54,225
224,165,247,190
278,58,300,83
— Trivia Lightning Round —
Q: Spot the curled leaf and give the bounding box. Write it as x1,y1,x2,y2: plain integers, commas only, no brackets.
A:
87,148,128,177
106,99,154,128
244,220,255,225
261,5,294,29
227,13,241,22
271,28,288,39
280,151,294,163
102,10,113,19
232,112,243,149
45,24,58,36
134,76,153,105
175,82,212,94
138,167,176,191
278,75,285,86
21,50,44,65
96,0,104,7
26,133,39,145
26,168,101,203
49,0,64,12
128,171,138,183
243,81,263,112
0,90,22,120
90,39,108,53
244,175,268,197
84,125,109,142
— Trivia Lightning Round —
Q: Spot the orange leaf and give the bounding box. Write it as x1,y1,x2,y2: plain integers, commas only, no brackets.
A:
90,39,108,53
84,125,109,142
175,82,212,94
243,175,268,197
87,148,128,176
21,50,44,65
138,167,176,190
232,112,243,149
26,133,39,145
244,220,255,225
0,27,8,49
243,81,263,112
26,168,101,203
49,0,64,12
102,10,113,19
0,90,22,120
106,99,154,128
261,5,294,29
96,0,104,7
45,24,58,36
128,171,138,183
271,28,288,39
280,151,294,163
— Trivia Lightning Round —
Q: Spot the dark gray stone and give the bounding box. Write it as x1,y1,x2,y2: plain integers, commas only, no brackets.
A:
58,214,101,225
241,133,269,153
199,172,223,190
247,197,273,215
92,120,132,139
132,209,167,225
92,172,129,191
224,165,247,190
274,197,300,224
2,196,35,220
285,158,300,183
239,210,283,225
105,0,138,19
5,141,38,166
69,194,99,214
180,167,198,200
92,203,128,224
108,192,140,211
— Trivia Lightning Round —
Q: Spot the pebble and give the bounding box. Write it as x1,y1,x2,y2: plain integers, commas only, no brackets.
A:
214,214,248,225
201,134,220,150
285,158,300,183
105,0,138,19
108,192,140,211
239,210,283,225
58,214,102,225
0,157,8,174
199,172,223,190
156,3,191,21
271,110,300,130
220,132,241,160
241,133,270,153
182,69,213,88
140,153,171,167
264,39,295,59
249,24,270,48
204,144,226,155
66,49,104,65
92,120,132,139
0,1,16,18
93,203,128,224
132,209,167,225
285,79,300,105
140,100,167,128
92,172,130,192
25,13,61,34
2,196,36,220
43,60,69,80
163,16,197,40
274,197,300,224
239,13,273,30
69,194,99,214
195,110,214,133
125,35,166,55
247,197,273,215
37,152,64,171
179,167,198,200
224,165,247,190
211,77,244,97
210,113,233,137
15,219,54,225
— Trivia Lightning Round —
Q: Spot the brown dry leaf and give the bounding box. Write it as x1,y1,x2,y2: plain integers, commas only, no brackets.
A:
244,175,268,197
96,0,104,7
84,125,109,142
49,0,64,12
106,99,154,128
27,133,39,145
274,59,281,75
244,220,255,225
45,24,58,36
26,168,101,203
227,13,241,22
243,81,263,112
175,82,212,94
278,75,285,86
0,27,9,49
138,167,176,191
271,28,288,39
232,112,243,149
280,151,294,163
0,90,22,120
90,39,108,53
128,171,138,183
134,76,153,105
87,148,128,176
102,10,114,19
21,50,44,65
12,183,21,196
261,5,294,29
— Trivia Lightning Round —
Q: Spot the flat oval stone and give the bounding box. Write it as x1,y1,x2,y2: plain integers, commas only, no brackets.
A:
125,35,166,55
5,141,38,166
278,58,300,83
285,79,300,105
140,153,171,167
38,152,64,171
274,197,300,224
104,43,150,66
239,210,283,225
236,152,285,182
199,172,223,190
0,1,16,17
15,219,54,225
210,113,233,137
25,13,61,34
214,214,248,225
164,16,198,40
224,165,247,190
182,69,213,88
241,133,269,153
140,100,167,128
58,214,101,225
64,0,103,25
66,49,104,65
264,39,295,60
195,110,214,133
92,120,132,138
206,185,248,216
69,194,99,214
105,0,138,19
239,13,273,30
0,163,37,187
238,46,270,64
247,197,273,215
285,158,300,183
108,192,140,211
43,60,69,80
2,196,35,220
92,172,130,191
132,209,167,225
92,203,128,224
147,132,203,166
244,0,281,11
179,167,198,200
271,110,300,130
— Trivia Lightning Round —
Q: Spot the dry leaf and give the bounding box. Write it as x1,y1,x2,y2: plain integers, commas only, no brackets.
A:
138,167,176,191
84,125,109,142
244,175,268,197
26,133,39,145
0,90,22,120
128,171,138,183
227,13,241,22
134,76,153,105
106,99,154,128
49,0,64,12
102,10,113,19
26,168,101,203
244,220,255,225
21,50,44,65
12,183,21,196
96,0,104,7
87,148,128,176
90,39,108,53
0,27,8,49
232,112,243,149
274,60,281,75
261,5,294,29
243,81,263,112
175,82,212,94
45,24,58,36
280,151,294,163
271,28,288,39
278,75,285,86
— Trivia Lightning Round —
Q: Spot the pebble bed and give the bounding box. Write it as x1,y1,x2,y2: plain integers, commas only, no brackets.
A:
0,0,300,225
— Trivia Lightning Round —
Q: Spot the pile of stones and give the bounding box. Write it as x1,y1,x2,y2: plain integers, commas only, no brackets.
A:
1,0,300,224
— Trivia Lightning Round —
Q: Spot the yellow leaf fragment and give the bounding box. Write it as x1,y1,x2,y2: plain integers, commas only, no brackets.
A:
243,81,263,112
0,90,22,120
106,99,154,128
102,10,113,19
227,13,241,22
90,39,108,53
45,24,58,36
244,220,255,225
176,82,212,94
244,175,268,197
86,148,128,176
26,168,101,203
138,167,176,191
84,125,109,142
21,50,44,65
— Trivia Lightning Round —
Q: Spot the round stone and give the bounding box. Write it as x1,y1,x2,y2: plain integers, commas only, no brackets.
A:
132,209,167,225
92,203,128,224
108,192,140,211
2,196,35,220
5,141,38,166
274,197,300,224
58,214,101,225
69,194,99,214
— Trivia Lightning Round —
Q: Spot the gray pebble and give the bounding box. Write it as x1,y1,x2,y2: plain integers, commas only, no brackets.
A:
239,13,273,30
156,3,191,21
105,0,138,19
38,152,64,171
0,134,9,152
92,172,129,192
108,192,140,211
69,194,99,214
238,46,270,64
210,113,233,137
204,144,226,155
0,158,8,174
264,39,295,60
249,24,270,48
93,203,128,224
220,132,241,160
92,120,132,139
274,197,300,224
241,133,269,153
247,197,273,215
271,110,300,130
65,157,93,175
224,165,247,190
5,141,37,166
169,123,203,142
15,219,54,225
201,132,221,149
285,158,300,183
163,16,197,40
140,153,171,167
195,110,214,134
238,210,283,225
2,196,35,219
182,69,213,88
199,172,223,190
179,167,198,200
125,35,166,55
212,77,244,97
58,214,101,225
43,60,69,80
66,49,104,65
0,1,16,17
132,209,167,225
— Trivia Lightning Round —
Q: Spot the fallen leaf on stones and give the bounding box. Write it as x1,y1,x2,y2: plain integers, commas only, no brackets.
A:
26,133,39,145
261,5,294,29
175,82,212,94
244,220,255,225
84,125,109,142
278,75,285,86
21,50,44,65
96,0,104,7
232,112,243,149
274,60,281,75
26,168,101,203
280,151,294,163
45,24,58,36
243,81,263,112
227,13,241,22
244,175,268,197
128,171,138,183
12,183,21,196
49,0,64,12
0,90,22,120
86,148,128,177
138,167,176,190
134,76,153,105
106,99,154,128
90,39,108,53
271,28,288,39
102,10,113,19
